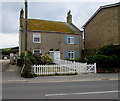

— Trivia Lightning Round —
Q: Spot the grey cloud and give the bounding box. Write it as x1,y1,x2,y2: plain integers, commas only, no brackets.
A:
1,1,118,34
2,2,23,33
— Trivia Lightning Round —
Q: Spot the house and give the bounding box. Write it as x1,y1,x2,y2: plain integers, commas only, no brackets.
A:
19,10,83,60
82,2,120,57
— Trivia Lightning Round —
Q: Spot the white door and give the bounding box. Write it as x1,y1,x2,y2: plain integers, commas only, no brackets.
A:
54,51,60,60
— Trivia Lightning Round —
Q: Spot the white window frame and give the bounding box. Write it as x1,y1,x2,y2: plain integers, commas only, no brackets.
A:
33,33,41,43
33,49,41,54
67,36,74,44
68,50,74,59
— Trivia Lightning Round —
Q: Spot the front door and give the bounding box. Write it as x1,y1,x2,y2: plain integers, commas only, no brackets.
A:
54,51,60,60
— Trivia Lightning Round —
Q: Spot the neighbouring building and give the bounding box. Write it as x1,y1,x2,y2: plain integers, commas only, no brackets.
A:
19,10,83,60
82,2,120,57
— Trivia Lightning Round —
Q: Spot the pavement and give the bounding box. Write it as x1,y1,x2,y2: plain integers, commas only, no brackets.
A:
1,59,119,83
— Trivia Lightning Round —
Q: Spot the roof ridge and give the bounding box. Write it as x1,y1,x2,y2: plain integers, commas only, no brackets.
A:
101,2,120,8
28,18,65,23
82,2,120,28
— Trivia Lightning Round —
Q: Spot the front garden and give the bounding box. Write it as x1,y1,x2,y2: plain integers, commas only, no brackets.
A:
18,51,77,78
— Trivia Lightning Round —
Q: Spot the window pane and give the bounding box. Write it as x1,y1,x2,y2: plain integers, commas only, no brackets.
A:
68,38,70,43
70,37,74,44
33,33,41,43
68,51,74,59
33,49,41,54
67,36,74,44
34,38,40,42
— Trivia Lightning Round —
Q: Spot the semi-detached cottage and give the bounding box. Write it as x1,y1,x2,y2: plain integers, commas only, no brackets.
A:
19,10,83,60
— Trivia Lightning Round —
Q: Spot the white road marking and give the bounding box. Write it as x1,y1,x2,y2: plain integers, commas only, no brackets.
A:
46,90,119,96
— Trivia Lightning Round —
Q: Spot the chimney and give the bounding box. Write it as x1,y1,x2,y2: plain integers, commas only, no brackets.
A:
20,8,24,27
20,8,24,18
67,10,72,24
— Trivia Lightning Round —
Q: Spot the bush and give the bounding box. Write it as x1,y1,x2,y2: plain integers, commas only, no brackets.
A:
25,52,37,64
21,58,36,78
41,54,53,65
17,58,24,66
19,51,53,65
86,55,120,70
97,44,120,56
80,45,120,72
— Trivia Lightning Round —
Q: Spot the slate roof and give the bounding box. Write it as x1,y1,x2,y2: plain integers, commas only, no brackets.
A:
82,2,120,28
21,18,81,34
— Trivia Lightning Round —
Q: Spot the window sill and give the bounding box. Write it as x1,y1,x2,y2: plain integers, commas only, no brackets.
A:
33,42,41,44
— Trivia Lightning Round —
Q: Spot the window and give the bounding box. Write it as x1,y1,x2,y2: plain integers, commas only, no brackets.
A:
33,49,41,54
33,33,41,43
68,51,74,59
65,51,78,59
65,35,77,44
68,36,74,44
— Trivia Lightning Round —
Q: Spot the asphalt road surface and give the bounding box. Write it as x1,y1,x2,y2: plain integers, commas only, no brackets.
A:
2,80,119,99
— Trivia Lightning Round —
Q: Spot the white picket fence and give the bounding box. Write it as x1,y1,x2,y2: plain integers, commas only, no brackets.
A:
54,59,97,73
33,64,76,75
32,59,96,75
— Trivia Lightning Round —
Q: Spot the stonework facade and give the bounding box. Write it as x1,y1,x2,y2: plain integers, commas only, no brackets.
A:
19,10,83,59
83,3,120,50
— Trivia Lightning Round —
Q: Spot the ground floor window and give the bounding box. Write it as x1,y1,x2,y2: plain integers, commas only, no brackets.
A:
33,49,41,54
68,51,74,59
65,50,78,59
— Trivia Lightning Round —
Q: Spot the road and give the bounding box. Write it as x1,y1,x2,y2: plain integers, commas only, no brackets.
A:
2,80,119,99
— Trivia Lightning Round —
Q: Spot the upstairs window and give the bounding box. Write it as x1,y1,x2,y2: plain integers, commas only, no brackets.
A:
68,36,74,44
33,33,41,43
65,35,78,44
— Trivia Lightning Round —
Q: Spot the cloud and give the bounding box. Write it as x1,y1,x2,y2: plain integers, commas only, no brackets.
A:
2,2,23,33
0,33,18,49
1,1,119,48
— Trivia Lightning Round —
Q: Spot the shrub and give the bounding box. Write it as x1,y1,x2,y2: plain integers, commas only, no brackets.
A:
19,51,53,65
17,58,24,66
41,54,53,65
21,58,36,78
87,55,120,69
25,52,37,64
96,44,120,56
20,52,25,59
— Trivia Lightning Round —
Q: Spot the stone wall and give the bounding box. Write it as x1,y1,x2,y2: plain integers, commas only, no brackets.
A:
84,6,119,50
20,31,83,59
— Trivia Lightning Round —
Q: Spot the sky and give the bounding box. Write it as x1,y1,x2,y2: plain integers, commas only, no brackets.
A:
0,0,119,49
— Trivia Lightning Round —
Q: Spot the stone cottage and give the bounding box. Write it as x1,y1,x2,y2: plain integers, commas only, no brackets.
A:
19,10,83,60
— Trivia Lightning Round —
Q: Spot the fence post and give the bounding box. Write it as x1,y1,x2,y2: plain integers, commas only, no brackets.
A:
85,63,87,73
94,63,97,73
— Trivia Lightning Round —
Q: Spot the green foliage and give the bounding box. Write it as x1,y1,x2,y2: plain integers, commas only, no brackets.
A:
20,52,25,59
20,51,53,65
2,47,19,55
96,44,120,56
21,58,36,78
41,54,53,65
78,44,120,72
17,58,24,66
87,55,119,64
25,51,37,64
